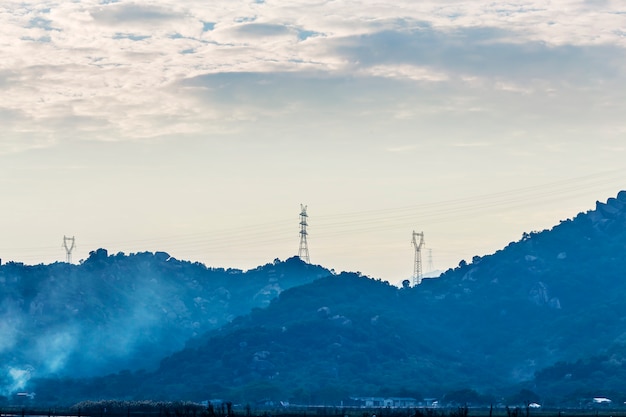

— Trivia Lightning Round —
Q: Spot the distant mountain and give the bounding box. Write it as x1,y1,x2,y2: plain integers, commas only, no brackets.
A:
0,251,330,395
23,191,626,406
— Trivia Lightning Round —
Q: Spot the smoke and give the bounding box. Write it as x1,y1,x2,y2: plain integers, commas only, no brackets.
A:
0,366,33,396
0,258,204,392
32,329,79,373
0,251,322,393
74,303,164,375
0,270,206,387
0,301,22,353
0,302,27,396
0,326,77,395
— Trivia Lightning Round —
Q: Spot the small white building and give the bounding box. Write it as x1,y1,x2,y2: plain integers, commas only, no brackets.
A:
593,397,612,405
351,397,419,408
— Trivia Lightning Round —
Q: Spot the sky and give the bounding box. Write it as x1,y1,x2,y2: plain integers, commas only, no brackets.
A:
1,0,625,284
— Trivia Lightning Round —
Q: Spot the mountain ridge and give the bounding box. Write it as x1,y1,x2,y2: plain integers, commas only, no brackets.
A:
130,189,626,404
0,250,330,397
7,190,626,406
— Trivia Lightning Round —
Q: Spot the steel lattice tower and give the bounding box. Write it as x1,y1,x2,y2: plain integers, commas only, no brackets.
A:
412,231,425,286
298,204,310,263
63,235,76,264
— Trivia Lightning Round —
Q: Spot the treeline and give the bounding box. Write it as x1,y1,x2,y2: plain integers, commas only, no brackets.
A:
5,404,626,417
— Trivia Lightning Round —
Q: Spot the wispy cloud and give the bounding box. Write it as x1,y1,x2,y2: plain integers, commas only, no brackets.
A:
451,142,491,148
386,144,418,153
362,64,448,82
601,146,626,152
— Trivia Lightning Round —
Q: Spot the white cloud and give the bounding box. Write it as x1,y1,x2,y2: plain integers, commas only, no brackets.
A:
451,141,491,148
362,64,449,82
0,0,624,149
386,144,418,153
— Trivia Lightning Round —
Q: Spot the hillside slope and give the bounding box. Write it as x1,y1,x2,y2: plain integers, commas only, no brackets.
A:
26,191,626,405
0,251,330,394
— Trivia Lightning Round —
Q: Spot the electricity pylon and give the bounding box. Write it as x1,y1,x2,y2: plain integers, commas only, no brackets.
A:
412,231,425,286
298,204,310,263
63,235,76,264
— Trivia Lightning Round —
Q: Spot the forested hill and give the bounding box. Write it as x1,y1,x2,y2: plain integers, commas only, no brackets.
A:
31,191,626,406
0,251,330,391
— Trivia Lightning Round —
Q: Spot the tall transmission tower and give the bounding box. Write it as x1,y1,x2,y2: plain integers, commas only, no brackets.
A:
298,204,310,263
63,235,76,264
412,231,425,286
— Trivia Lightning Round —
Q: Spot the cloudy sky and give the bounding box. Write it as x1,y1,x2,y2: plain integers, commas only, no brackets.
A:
1,0,625,283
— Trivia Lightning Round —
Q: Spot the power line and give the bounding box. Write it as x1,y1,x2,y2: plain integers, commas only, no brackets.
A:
0,171,622,265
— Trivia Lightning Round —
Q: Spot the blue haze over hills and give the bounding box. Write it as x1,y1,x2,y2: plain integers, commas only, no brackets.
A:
3,191,626,406
0,252,330,396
